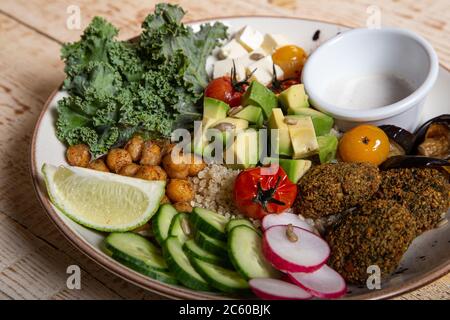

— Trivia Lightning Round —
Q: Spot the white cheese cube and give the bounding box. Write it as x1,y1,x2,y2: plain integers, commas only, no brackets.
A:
246,55,284,86
261,34,291,54
218,39,248,60
236,48,267,68
234,26,264,52
213,59,246,80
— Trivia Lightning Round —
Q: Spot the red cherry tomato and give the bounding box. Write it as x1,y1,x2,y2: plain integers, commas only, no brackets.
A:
234,165,297,220
204,76,247,107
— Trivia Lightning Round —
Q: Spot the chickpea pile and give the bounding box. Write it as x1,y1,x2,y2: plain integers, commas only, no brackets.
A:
66,137,206,213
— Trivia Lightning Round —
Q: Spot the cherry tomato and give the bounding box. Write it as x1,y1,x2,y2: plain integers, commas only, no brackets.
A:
204,76,247,107
234,165,298,220
272,45,307,79
338,125,390,166
269,78,300,94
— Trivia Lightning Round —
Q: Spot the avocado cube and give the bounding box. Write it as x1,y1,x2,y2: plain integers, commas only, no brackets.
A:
241,81,278,119
225,129,259,169
263,158,312,183
317,135,338,163
287,116,319,159
232,105,263,126
268,108,293,157
278,84,309,114
285,108,334,136
203,97,230,120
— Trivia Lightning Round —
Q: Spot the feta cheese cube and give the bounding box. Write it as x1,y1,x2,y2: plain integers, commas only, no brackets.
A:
246,55,284,86
213,59,246,80
234,48,267,69
217,39,248,60
261,34,291,54
234,26,264,52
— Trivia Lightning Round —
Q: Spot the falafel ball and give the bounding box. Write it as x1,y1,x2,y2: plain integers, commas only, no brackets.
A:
375,168,449,234
293,162,381,219
326,199,416,284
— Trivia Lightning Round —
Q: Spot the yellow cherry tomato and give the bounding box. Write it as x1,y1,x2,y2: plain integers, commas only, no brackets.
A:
338,125,390,166
272,45,307,79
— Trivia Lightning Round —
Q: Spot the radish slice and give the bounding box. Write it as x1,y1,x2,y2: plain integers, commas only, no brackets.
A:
249,278,312,300
262,212,314,232
288,265,347,299
263,225,330,273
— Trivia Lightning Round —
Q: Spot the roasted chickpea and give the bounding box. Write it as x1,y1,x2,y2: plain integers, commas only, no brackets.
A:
166,179,194,203
66,144,91,167
160,195,171,204
87,159,109,172
162,152,189,179
161,142,176,156
118,163,140,177
140,141,162,166
124,135,144,162
135,165,167,181
186,153,206,176
173,201,193,213
106,148,132,173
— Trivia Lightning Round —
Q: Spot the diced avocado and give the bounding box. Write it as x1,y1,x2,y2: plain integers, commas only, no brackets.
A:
241,81,278,119
285,108,334,136
317,135,338,164
232,105,263,127
268,108,293,157
212,117,249,131
203,97,230,120
287,116,319,159
278,84,309,114
226,129,259,169
263,158,312,184
192,118,217,156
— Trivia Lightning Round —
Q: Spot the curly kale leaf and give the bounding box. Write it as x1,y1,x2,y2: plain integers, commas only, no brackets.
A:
56,3,227,157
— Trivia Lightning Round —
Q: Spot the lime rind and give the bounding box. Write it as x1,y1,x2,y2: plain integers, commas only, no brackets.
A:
42,163,165,232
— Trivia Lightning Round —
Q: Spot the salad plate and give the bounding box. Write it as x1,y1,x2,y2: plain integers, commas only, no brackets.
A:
30,15,450,300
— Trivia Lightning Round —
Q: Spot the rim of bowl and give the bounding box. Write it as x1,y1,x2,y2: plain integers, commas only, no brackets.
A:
302,27,440,121
29,16,450,300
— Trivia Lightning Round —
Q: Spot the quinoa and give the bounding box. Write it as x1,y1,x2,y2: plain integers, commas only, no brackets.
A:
375,168,450,234
189,164,241,219
294,162,382,219
326,199,416,284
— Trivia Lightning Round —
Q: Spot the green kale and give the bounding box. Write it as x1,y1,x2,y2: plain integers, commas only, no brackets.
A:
56,3,228,157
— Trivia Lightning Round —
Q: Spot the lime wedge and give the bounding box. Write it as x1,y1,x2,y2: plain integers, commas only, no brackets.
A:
42,164,165,232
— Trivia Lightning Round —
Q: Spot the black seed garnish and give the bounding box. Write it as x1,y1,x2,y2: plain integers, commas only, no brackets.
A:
313,30,320,41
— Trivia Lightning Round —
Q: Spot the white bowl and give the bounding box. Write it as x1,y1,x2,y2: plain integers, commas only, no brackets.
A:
302,28,439,132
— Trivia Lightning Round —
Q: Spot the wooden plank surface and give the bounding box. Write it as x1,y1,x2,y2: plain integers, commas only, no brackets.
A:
0,0,448,300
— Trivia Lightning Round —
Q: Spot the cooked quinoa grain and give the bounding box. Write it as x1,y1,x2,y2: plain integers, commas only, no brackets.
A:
189,164,241,218
375,168,449,234
326,199,416,284
294,162,382,219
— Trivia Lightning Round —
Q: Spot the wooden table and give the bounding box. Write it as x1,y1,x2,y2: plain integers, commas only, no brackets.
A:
0,0,448,300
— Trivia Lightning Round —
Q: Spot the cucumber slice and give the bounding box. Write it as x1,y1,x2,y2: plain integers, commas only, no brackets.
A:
183,239,231,266
105,232,168,272
163,236,212,291
195,231,228,258
228,225,281,279
168,213,192,244
190,257,249,294
153,204,178,245
190,207,229,240
112,255,178,285
226,218,255,233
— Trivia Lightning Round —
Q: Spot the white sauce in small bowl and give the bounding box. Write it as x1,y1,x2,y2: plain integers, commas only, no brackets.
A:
326,74,414,110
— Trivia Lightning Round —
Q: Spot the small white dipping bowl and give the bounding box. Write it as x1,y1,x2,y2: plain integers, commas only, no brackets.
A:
302,28,439,132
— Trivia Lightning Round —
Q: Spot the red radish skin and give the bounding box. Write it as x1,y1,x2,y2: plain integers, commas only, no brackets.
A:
262,212,314,232
263,225,330,273
288,265,347,299
249,278,312,300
